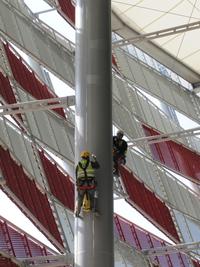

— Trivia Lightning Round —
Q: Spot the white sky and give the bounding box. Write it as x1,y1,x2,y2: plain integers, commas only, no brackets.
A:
4,0,199,252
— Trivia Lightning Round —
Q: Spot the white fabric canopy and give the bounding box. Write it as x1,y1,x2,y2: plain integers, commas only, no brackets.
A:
112,0,200,75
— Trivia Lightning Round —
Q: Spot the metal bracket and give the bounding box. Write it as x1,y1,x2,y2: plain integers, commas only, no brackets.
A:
20,253,73,267
0,96,75,116
142,241,200,256
113,20,200,47
128,126,200,146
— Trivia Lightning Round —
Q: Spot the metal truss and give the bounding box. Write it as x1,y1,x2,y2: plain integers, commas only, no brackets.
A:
128,126,200,146
0,250,23,267
113,20,200,48
142,241,200,257
71,0,76,6
0,96,75,116
20,253,73,267
42,0,57,7
114,238,150,267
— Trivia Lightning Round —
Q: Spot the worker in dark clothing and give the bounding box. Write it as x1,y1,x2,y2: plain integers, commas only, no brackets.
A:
75,150,100,217
113,130,128,175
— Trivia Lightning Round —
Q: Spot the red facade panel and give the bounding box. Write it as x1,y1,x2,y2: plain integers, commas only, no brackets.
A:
120,166,180,241
0,71,23,121
39,151,74,211
112,55,118,69
6,227,31,258
0,72,16,105
193,260,200,267
58,0,75,25
0,146,63,248
114,215,196,267
0,257,19,267
0,217,53,259
3,43,65,118
0,221,14,256
143,125,200,183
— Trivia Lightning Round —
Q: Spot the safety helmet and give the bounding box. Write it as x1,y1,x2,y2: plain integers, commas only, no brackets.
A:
80,150,90,158
117,130,124,138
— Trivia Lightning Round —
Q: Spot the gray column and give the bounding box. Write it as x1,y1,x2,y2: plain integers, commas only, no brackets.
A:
75,0,113,267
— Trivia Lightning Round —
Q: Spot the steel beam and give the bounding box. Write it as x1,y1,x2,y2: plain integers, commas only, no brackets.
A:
0,96,75,116
113,20,200,48
21,253,73,267
142,241,200,256
0,250,23,267
128,126,200,146
34,8,57,16
75,1,113,267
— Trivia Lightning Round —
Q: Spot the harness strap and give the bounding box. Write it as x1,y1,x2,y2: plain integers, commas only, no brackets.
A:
79,160,89,178
78,160,94,186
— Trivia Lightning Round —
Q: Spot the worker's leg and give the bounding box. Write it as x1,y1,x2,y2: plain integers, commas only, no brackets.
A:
88,189,97,212
75,189,85,216
119,155,126,165
113,154,119,175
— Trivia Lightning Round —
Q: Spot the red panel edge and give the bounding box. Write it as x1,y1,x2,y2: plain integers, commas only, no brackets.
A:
120,166,180,242
0,146,64,250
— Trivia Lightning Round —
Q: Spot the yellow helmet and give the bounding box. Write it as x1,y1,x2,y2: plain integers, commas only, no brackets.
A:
80,150,90,158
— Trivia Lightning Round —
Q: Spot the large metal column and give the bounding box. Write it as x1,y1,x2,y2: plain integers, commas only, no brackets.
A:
75,0,113,267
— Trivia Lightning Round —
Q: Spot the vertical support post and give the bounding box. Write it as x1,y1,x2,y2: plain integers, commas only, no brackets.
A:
75,0,113,266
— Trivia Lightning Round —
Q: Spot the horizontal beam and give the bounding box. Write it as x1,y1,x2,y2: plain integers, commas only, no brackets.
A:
142,241,200,256
34,263,67,267
34,7,57,16
20,253,73,267
0,96,75,116
113,20,200,48
0,250,23,267
128,126,200,146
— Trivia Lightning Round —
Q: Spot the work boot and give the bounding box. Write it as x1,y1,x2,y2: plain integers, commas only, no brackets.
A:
74,211,80,217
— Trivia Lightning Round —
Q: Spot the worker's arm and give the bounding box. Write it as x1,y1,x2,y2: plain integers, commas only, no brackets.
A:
124,141,128,155
91,161,100,169
75,165,78,181
90,155,100,169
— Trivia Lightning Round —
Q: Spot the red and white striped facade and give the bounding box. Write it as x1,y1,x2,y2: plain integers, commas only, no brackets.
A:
0,0,200,266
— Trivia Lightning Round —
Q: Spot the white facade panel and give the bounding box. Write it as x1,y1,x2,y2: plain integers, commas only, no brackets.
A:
0,117,44,186
16,87,75,162
127,56,149,90
16,16,39,56
142,67,164,97
31,111,60,150
0,1,22,44
114,51,135,83
173,210,200,255
113,75,134,112
126,150,165,197
112,99,143,140
0,118,12,149
115,240,149,267
114,48,200,123
0,0,74,86
113,72,200,155
54,202,74,253
48,115,74,160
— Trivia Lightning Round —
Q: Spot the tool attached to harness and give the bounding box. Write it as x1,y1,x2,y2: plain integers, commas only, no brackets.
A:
82,192,91,212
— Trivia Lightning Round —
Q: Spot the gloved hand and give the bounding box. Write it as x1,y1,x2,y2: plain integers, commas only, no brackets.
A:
91,154,97,161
